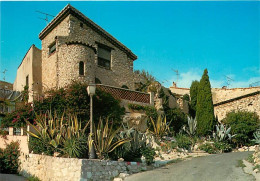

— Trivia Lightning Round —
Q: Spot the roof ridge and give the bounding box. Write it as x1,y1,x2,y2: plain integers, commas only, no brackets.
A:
39,4,137,60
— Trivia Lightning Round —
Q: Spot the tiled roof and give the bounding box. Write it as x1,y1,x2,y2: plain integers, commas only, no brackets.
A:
39,4,137,60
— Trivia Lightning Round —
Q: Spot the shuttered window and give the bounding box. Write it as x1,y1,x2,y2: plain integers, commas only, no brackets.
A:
98,46,111,69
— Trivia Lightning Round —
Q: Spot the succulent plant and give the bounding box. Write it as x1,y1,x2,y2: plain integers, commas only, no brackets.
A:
213,123,235,142
182,116,197,136
252,129,260,144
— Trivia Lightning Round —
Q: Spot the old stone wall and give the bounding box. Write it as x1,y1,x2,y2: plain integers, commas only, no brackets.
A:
41,15,70,91
214,93,260,121
41,14,135,91
19,153,146,181
212,87,260,104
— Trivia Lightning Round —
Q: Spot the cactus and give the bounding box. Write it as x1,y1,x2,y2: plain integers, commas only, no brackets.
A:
182,116,197,136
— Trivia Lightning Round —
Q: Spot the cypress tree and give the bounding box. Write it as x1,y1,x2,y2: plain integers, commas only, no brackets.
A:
196,69,215,136
189,80,199,118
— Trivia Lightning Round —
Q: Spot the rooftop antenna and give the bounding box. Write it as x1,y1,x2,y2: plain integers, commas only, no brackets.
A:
249,81,260,87
225,75,234,88
172,69,179,85
36,10,55,25
2,69,7,81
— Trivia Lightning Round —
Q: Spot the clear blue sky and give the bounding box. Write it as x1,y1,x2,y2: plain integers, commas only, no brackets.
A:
0,1,259,88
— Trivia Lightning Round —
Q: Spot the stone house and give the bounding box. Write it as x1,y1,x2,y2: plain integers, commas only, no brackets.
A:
13,4,137,100
169,82,260,120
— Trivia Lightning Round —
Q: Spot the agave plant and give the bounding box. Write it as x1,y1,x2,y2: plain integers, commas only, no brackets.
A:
182,116,197,136
93,118,130,159
252,129,260,144
116,125,146,162
26,112,89,158
213,123,235,142
148,115,171,138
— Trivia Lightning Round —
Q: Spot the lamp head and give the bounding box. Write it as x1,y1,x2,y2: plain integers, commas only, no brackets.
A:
87,84,96,96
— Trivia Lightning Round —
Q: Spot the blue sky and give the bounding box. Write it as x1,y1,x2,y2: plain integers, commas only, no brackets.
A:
0,1,259,88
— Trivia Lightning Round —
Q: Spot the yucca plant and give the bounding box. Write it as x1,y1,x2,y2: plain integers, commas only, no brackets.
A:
148,115,170,138
213,123,235,142
93,118,129,159
182,116,197,136
26,111,89,158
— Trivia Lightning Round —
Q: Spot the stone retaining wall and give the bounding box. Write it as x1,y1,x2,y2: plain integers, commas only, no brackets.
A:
19,153,146,181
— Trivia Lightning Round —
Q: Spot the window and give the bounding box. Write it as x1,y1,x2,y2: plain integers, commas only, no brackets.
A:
98,46,111,69
79,61,84,76
80,22,83,28
26,75,29,87
49,42,56,55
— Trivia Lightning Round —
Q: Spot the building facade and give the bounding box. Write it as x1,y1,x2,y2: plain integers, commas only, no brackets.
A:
14,4,138,100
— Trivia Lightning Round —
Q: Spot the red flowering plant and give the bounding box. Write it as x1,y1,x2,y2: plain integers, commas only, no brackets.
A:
1,103,35,128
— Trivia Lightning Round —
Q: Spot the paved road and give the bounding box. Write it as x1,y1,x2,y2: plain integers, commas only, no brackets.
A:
125,152,255,181
0,174,26,181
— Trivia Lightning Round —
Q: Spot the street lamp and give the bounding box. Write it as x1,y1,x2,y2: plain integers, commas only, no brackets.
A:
87,84,96,159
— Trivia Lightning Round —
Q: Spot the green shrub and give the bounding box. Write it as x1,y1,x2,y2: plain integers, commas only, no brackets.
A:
214,142,232,153
175,134,192,150
28,136,53,155
26,175,40,181
196,69,215,136
166,108,187,134
182,94,190,102
223,111,260,146
199,143,217,154
33,81,125,129
0,141,20,174
141,147,156,165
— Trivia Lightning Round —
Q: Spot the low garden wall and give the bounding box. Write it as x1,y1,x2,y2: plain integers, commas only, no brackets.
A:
19,153,147,181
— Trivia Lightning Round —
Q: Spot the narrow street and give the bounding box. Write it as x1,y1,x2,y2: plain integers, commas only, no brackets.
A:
125,152,255,181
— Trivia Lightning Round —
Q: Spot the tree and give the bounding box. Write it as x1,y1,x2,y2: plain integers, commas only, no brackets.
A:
189,80,199,118
134,70,156,92
196,69,215,136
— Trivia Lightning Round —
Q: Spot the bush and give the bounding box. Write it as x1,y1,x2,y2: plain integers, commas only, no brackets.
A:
1,103,34,128
0,141,20,174
166,108,187,134
34,81,125,129
199,143,217,154
141,147,156,165
175,134,192,150
223,111,260,146
214,142,232,153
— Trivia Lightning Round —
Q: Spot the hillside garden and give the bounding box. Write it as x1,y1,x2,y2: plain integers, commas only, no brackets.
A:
0,70,260,175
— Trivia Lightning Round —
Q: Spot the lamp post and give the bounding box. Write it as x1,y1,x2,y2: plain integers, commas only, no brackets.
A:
87,84,96,159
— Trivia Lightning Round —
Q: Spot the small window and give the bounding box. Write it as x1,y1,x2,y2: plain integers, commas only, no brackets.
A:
49,42,56,55
26,75,29,87
80,22,83,28
79,61,84,76
98,46,111,69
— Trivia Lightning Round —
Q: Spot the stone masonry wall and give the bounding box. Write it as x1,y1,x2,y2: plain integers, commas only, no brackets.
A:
41,13,135,91
214,93,260,121
19,153,146,181
41,15,70,91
